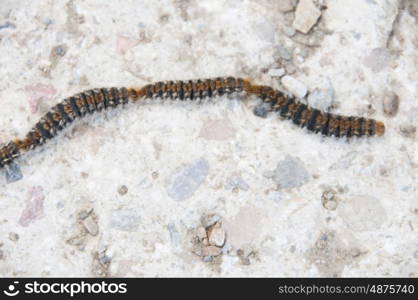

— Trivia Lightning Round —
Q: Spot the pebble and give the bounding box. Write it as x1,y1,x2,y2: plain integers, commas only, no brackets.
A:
321,190,338,211
254,19,276,44
196,226,207,240
117,185,128,196
269,191,284,203
67,235,86,247
0,21,16,30
281,75,308,98
274,45,293,61
338,195,387,232
364,48,392,73
269,155,311,189
201,214,221,228
292,0,322,34
82,215,99,236
268,68,286,77
8,232,19,242
222,242,232,255
53,45,67,56
24,84,57,114
399,124,416,139
202,246,222,257
208,223,226,247
5,162,23,184
383,92,399,117
282,26,296,37
277,0,295,12
168,223,182,250
226,176,250,191
199,119,236,141
167,158,209,201
97,247,112,266
202,255,213,263
78,208,93,220
284,63,297,74
109,210,141,232
116,35,138,55
19,186,45,227
253,102,272,118
308,87,334,112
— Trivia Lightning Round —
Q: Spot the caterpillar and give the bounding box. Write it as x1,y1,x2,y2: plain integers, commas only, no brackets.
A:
0,77,385,169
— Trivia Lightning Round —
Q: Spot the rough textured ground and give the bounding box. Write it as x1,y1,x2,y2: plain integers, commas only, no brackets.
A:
0,0,417,277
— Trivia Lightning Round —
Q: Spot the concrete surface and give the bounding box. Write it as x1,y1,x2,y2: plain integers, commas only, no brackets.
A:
0,0,417,277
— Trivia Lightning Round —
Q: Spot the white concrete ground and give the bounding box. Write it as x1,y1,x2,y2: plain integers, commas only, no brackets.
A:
0,0,417,277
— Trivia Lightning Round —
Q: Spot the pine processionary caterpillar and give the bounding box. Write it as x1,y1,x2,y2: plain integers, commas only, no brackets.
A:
0,77,385,169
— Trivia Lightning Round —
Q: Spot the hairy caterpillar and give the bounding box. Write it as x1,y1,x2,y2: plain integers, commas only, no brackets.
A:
0,77,385,169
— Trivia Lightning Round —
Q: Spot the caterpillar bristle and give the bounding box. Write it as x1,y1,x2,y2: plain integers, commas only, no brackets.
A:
0,77,385,169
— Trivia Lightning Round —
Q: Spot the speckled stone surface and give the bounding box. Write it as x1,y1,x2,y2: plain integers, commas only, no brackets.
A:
0,0,417,277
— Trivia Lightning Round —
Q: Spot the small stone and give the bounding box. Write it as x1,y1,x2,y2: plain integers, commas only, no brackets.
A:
19,186,45,227
292,0,322,34
0,249,3,260
110,210,141,232
99,253,111,265
253,19,276,44
338,195,387,232
208,223,226,247
277,0,295,12
192,245,203,256
274,45,293,61
282,26,296,37
82,215,99,236
284,63,297,74
236,246,255,265
202,256,213,262
53,45,67,56
117,185,128,196
269,191,284,203
364,48,392,73
226,176,250,191
67,235,86,247
168,223,181,250
399,124,416,139
202,255,213,263
253,102,272,118
196,226,207,240
308,87,334,112
268,68,285,77
167,158,209,201
0,22,16,30
349,248,361,258
270,155,311,189
295,55,305,63
321,190,338,211
383,92,399,117
78,208,93,220
281,75,308,98
5,162,23,184
8,232,19,242
202,245,222,257
199,119,236,141
201,214,221,228
98,247,112,266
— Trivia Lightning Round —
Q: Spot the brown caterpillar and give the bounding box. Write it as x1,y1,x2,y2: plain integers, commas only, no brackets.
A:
0,77,385,169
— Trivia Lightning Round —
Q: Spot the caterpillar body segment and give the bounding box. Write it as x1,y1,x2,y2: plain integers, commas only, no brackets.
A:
0,77,385,169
